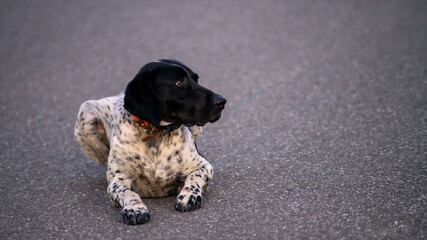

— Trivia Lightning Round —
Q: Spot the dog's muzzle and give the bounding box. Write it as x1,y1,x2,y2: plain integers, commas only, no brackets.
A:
206,94,226,124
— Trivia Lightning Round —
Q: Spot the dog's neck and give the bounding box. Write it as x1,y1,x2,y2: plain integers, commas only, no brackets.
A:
131,115,181,141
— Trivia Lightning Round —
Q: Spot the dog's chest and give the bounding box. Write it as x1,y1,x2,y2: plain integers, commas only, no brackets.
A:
131,129,201,198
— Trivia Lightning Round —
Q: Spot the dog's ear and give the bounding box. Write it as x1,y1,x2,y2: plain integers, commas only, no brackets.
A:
158,59,199,83
124,62,163,126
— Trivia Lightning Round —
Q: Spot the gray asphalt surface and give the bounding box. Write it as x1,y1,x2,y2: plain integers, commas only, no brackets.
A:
1,0,426,239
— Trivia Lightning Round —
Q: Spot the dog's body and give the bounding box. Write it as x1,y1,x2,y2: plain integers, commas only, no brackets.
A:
74,60,226,225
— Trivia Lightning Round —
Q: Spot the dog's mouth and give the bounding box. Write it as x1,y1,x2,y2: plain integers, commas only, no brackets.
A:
182,112,223,127
208,113,222,123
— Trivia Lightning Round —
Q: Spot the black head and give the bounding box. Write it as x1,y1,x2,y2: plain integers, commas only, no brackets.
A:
124,59,226,127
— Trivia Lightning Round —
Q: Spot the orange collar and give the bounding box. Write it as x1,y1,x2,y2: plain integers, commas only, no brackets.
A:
131,115,163,141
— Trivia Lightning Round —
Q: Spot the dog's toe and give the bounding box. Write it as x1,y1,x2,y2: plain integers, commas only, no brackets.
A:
122,206,150,225
174,193,202,212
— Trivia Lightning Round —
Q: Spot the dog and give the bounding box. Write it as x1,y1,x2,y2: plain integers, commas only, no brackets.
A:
74,59,226,225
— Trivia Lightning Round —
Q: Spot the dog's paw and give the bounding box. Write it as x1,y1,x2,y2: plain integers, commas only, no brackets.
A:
122,204,150,225
174,191,203,212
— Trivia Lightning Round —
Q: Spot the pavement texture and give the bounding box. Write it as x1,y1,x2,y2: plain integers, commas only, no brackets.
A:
1,0,426,239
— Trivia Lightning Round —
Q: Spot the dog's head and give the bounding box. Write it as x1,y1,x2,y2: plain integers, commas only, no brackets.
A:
124,59,226,127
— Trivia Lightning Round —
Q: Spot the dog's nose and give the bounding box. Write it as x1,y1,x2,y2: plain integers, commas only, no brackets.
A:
211,95,227,109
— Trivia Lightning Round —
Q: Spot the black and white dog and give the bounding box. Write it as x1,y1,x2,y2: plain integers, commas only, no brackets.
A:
74,59,226,225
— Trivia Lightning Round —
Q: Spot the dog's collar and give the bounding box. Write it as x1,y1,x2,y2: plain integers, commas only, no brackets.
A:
131,115,181,141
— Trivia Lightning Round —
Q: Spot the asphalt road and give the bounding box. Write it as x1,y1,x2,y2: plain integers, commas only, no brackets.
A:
1,0,426,239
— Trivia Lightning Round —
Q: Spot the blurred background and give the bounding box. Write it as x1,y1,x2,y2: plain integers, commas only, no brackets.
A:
1,0,426,239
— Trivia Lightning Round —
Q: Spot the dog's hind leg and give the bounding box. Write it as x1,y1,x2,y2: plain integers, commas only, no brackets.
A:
74,100,111,166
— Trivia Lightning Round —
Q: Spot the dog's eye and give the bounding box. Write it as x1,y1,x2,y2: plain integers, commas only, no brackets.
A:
175,80,184,86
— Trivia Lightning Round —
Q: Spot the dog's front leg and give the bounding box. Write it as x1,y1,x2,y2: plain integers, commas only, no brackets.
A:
107,173,150,225
174,161,213,212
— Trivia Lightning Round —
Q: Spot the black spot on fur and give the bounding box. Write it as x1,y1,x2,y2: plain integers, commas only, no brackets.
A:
175,172,183,182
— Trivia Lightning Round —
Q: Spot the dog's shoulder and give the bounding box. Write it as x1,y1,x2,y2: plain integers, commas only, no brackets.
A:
108,93,142,142
109,92,132,123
